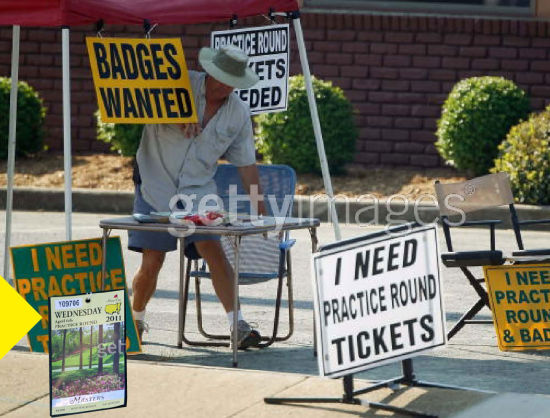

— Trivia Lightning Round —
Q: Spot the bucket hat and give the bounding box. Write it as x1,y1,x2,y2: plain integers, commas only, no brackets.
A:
199,45,259,89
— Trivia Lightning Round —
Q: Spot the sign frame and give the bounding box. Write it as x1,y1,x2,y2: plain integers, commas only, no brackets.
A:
312,223,446,378
265,223,462,417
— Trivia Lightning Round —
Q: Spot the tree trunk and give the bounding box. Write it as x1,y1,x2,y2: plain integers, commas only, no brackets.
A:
113,322,120,376
98,324,104,373
89,326,93,369
79,327,83,370
61,329,67,372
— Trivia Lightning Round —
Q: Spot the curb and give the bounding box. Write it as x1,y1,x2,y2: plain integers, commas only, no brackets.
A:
0,187,134,214
1,187,549,230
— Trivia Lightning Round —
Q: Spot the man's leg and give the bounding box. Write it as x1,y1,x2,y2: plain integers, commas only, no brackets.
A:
132,249,166,311
132,249,165,341
194,240,233,312
194,239,261,348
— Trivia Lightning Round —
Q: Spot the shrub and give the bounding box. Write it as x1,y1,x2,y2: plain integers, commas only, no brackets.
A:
255,75,357,174
436,76,530,176
492,110,550,205
96,111,143,156
0,77,46,159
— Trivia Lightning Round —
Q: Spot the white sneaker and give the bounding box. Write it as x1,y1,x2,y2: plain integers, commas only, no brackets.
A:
135,319,149,343
230,320,261,349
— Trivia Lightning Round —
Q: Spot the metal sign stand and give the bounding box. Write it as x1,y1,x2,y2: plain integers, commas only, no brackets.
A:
266,224,474,416
266,358,471,417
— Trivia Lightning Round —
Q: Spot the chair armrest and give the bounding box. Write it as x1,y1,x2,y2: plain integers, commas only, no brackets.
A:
279,239,296,250
518,219,550,226
448,220,502,227
442,219,501,251
441,250,505,267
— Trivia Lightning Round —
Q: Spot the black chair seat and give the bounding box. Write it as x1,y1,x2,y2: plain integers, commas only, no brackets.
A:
512,249,550,258
441,250,504,268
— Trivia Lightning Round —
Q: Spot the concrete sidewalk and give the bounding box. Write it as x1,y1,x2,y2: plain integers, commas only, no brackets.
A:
3,212,550,417
3,350,550,418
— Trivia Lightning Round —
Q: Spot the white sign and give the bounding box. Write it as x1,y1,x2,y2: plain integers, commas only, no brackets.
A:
211,24,289,114
312,224,446,378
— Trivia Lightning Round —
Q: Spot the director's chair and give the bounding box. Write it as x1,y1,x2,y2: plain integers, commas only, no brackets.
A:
435,173,509,339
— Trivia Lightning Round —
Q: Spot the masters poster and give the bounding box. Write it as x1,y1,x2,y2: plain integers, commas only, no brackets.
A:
49,290,127,416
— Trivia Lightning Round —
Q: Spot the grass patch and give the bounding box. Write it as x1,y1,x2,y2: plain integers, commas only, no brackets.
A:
52,362,125,382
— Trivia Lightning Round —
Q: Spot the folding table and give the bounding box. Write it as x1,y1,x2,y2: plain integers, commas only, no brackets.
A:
99,216,320,366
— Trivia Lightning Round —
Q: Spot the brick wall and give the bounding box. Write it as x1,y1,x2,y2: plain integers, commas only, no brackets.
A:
1,12,549,167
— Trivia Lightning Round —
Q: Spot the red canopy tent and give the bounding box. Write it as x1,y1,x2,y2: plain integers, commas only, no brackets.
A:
1,0,342,281
0,0,299,26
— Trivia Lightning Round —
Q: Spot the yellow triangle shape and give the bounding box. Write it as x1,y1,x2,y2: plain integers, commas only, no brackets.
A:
0,276,41,359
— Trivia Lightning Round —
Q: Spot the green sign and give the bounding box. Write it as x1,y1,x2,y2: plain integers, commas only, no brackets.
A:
10,237,141,354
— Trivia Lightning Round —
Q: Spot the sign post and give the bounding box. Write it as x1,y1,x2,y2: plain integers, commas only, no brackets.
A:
266,223,462,416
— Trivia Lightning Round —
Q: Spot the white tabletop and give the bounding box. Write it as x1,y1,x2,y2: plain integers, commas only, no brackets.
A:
99,216,320,236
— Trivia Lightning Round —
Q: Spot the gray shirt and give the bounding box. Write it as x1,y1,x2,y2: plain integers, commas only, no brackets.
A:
136,70,256,212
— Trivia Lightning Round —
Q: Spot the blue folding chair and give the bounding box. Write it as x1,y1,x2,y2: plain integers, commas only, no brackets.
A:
179,164,297,348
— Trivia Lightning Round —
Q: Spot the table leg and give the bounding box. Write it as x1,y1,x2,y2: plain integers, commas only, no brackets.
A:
232,236,241,367
178,237,185,348
101,228,109,291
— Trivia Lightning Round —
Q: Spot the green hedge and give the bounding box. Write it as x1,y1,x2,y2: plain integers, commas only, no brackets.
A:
436,76,530,176
96,111,143,156
255,75,357,174
493,110,550,205
0,77,46,158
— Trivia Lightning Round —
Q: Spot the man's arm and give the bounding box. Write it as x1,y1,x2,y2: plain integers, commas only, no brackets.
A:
238,164,266,216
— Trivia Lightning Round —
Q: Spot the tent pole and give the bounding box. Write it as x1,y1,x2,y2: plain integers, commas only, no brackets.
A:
62,27,72,240
292,17,341,241
4,25,20,283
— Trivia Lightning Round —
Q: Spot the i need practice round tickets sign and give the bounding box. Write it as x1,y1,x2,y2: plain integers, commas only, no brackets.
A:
86,37,197,124
484,264,550,351
312,224,446,378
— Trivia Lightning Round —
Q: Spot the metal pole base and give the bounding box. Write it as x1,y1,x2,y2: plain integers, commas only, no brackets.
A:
264,394,434,418
264,359,474,418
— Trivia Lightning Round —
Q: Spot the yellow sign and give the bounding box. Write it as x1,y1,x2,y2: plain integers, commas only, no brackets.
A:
86,37,197,124
484,264,550,351
0,275,41,359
